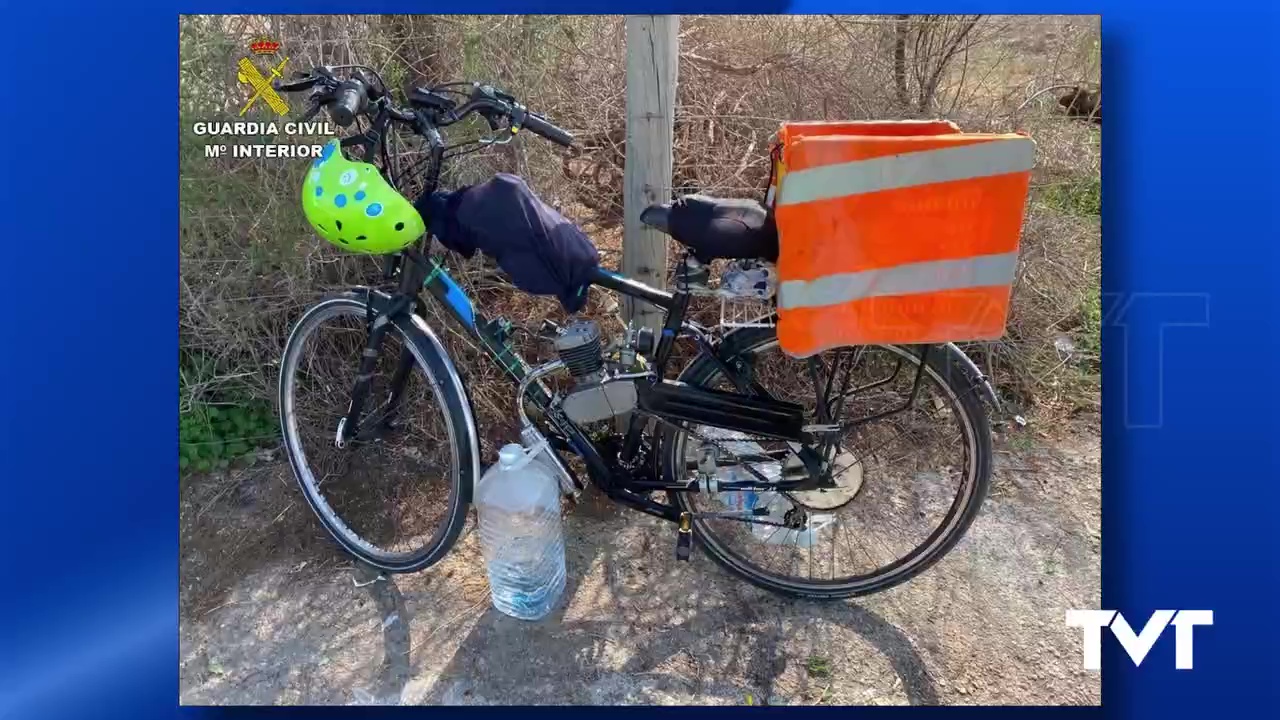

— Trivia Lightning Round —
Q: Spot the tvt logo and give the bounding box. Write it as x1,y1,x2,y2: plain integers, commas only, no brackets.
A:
1066,610,1213,670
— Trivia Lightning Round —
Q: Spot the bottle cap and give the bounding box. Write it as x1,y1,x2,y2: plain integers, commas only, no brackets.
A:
498,443,525,468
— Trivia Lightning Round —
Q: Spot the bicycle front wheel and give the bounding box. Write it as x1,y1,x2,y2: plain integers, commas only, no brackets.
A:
278,291,478,572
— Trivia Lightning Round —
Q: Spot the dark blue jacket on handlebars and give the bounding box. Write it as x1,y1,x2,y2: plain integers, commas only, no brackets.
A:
418,174,600,314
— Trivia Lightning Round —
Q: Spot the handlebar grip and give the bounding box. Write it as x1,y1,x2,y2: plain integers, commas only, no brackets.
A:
521,112,574,147
329,80,368,128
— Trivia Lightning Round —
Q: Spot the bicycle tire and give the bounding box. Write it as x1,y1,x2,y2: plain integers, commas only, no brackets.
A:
661,327,993,600
279,290,479,572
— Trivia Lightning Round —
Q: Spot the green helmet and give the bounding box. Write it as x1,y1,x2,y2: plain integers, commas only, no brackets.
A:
300,139,426,254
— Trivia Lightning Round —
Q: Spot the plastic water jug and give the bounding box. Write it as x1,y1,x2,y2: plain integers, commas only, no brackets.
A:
475,443,567,620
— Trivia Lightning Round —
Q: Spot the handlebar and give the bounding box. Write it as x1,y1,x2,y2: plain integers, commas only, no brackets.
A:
272,67,574,148
417,84,575,148
274,74,320,93
521,111,574,147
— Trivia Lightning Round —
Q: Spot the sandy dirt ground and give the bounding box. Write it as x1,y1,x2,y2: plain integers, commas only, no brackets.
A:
179,427,1100,706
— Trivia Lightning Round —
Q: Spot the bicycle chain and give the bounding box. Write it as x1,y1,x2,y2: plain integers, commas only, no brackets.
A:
640,411,782,487
632,412,820,531
640,410,866,531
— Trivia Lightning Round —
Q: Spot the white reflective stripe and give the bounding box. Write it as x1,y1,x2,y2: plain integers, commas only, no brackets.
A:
787,119,961,133
777,137,1035,207
777,252,1018,310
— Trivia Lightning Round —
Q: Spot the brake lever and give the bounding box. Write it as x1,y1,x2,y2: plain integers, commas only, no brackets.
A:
475,112,516,146
478,131,516,147
485,84,516,104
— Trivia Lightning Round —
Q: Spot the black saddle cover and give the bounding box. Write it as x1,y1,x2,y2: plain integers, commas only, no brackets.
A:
662,194,779,263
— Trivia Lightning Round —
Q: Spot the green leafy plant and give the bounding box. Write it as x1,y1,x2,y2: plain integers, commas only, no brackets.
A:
179,351,279,475
805,655,833,679
179,400,279,474
1040,177,1101,217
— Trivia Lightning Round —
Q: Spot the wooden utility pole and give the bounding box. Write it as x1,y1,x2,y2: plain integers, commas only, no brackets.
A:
622,15,679,332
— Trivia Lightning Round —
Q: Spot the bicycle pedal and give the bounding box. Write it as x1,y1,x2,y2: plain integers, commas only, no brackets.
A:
675,511,693,562
675,531,692,561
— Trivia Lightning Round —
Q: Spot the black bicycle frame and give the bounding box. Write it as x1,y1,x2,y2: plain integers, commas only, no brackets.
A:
338,100,683,464
414,257,702,523
332,98,939,526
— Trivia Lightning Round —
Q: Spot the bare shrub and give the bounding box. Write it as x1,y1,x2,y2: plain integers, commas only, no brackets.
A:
179,14,1101,436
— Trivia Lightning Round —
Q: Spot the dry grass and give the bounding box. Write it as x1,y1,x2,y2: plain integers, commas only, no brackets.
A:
179,14,1101,444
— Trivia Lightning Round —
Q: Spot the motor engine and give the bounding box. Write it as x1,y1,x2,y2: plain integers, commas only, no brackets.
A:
554,320,639,424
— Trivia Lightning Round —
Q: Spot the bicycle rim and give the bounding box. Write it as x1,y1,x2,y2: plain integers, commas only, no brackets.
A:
667,333,991,597
279,296,469,571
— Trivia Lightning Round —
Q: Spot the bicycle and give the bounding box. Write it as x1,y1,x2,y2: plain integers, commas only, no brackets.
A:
274,65,1002,599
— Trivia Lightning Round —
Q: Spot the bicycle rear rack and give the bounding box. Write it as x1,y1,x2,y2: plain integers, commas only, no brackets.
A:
719,296,776,329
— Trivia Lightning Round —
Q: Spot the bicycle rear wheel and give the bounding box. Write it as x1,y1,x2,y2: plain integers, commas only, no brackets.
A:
661,327,993,599
279,291,478,572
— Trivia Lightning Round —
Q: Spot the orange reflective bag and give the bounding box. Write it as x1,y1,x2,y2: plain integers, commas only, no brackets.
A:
766,121,1036,358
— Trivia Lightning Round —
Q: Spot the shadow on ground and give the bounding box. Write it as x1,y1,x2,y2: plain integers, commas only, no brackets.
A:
422,590,938,705
411,495,940,706
180,429,1101,706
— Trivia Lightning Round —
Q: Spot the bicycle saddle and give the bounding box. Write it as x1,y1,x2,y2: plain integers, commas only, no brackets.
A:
641,195,779,263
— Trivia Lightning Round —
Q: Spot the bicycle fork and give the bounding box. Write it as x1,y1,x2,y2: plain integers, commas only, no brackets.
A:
337,293,415,448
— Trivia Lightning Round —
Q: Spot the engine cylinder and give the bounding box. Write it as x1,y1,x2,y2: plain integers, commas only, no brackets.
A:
554,321,604,379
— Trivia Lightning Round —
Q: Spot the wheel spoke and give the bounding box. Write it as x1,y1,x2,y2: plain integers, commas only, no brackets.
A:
278,300,466,569
676,338,989,596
